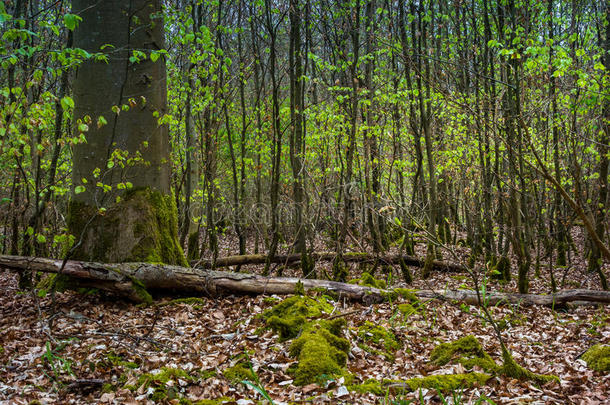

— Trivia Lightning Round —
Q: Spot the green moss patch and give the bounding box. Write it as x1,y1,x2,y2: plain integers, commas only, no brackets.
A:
349,373,490,395
68,188,186,266
357,321,400,361
500,349,559,384
263,295,333,341
397,303,418,318
154,297,206,307
127,367,196,402
348,378,388,396
581,344,610,372
403,373,491,393
261,296,350,386
349,272,387,289
430,336,559,385
191,399,235,405
223,362,256,383
101,350,139,370
288,319,350,385
382,288,420,303
430,335,498,372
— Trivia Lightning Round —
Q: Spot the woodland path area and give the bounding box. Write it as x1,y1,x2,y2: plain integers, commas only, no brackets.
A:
1,254,608,404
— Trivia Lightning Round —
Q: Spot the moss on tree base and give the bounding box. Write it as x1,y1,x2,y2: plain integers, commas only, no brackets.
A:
68,188,186,266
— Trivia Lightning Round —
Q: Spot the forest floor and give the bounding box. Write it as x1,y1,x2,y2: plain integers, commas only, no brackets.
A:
0,233,609,404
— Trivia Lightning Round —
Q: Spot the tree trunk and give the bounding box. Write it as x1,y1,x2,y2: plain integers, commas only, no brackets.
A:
69,0,184,266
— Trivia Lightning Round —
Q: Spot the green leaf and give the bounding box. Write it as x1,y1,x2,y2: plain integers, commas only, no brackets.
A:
36,234,46,244
61,96,74,110
63,14,82,31
150,51,160,62
97,115,107,128
74,185,86,194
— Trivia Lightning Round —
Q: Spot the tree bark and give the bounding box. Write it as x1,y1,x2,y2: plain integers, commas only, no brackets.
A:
69,0,184,266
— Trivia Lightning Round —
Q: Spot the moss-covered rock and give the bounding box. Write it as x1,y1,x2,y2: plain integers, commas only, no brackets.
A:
430,335,498,372
581,344,610,372
263,295,333,341
68,188,186,266
357,321,400,361
288,319,350,385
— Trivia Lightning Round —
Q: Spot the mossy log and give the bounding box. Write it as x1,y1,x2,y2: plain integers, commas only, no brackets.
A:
2,255,610,306
191,251,467,273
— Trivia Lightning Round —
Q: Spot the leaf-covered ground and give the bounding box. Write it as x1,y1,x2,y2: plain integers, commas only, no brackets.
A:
1,261,608,405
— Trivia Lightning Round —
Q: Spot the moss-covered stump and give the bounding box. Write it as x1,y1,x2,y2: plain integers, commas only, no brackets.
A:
430,335,498,372
68,188,186,266
263,295,333,341
581,344,610,372
288,319,350,385
356,321,400,361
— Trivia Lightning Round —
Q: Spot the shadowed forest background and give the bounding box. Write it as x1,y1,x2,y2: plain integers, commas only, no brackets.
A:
0,0,609,403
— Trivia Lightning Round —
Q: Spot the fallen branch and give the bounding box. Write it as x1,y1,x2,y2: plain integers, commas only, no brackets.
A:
1,255,608,306
191,251,467,273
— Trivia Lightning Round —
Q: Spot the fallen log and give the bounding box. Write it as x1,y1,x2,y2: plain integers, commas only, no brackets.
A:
191,251,467,273
1,255,608,306
414,289,610,306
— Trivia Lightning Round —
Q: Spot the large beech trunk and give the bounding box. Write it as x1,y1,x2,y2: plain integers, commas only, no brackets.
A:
1,255,609,306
